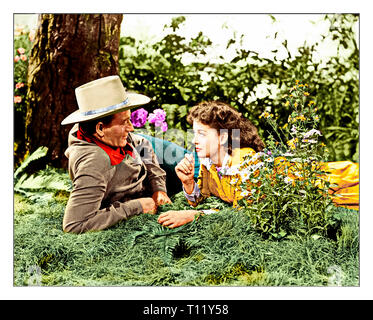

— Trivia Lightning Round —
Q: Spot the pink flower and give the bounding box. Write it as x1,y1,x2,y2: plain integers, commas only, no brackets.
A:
14,55,20,62
20,55,27,61
15,82,24,89
17,48,25,55
14,96,22,103
161,121,168,132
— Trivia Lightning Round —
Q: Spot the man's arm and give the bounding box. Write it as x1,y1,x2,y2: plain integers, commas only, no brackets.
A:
63,163,144,233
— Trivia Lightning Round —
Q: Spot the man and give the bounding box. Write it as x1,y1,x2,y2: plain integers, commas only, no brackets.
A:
61,75,171,233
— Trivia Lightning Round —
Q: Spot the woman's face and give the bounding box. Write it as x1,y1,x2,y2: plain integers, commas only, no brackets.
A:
192,120,224,159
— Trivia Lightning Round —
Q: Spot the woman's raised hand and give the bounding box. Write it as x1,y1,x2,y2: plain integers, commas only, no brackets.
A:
175,153,195,193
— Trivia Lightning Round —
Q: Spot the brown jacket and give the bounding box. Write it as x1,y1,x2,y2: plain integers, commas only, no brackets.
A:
62,124,167,233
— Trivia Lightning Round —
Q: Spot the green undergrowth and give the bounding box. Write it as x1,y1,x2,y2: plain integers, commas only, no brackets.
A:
14,190,359,287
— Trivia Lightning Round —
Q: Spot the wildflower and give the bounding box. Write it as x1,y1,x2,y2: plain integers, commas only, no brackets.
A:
287,138,298,150
295,80,300,85
290,125,297,134
17,48,25,55
130,108,148,128
314,115,320,121
20,55,27,62
308,101,315,106
230,178,238,185
296,115,306,121
284,177,294,184
302,138,318,144
320,142,326,148
259,111,271,119
14,55,20,63
294,102,298,108
285,101,290,107
282,123,288,129
303,129,321,139
303,92,310,96
15,82,24,89
14,96,22,103
240,190,250,197
239,170,251,182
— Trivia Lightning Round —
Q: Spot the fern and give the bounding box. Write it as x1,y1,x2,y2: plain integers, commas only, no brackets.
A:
14,146,72,202
14,146,48,181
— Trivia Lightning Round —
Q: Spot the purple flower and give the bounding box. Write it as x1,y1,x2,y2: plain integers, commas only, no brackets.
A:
130,108,148,128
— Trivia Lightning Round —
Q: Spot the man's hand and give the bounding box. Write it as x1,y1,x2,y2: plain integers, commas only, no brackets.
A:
175,153,195,194
138,197,157,214
157,210,199,228
152,191,172,206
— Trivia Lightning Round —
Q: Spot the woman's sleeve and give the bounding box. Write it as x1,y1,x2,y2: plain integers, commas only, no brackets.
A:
185,167,208,207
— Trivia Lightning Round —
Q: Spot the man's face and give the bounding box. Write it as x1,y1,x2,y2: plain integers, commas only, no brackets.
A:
100,110,134,148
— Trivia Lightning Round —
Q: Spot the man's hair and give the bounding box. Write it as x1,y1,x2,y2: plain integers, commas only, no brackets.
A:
79,114,115,135
187,101,265,154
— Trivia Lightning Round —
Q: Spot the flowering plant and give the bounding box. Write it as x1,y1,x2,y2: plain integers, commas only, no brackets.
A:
14,25,34,162
131,107,168,133
236,81,334,239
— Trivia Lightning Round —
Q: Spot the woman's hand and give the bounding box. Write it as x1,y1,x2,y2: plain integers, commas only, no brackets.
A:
175,153,195,193
157,210,199,228
152,191,172,206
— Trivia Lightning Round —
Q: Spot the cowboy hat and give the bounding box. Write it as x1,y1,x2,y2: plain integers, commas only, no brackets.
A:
61,75,151,125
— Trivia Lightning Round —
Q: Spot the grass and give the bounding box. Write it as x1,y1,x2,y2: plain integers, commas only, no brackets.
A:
13,189,359,287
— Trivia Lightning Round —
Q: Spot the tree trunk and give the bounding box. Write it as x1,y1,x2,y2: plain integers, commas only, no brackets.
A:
25,14,123,168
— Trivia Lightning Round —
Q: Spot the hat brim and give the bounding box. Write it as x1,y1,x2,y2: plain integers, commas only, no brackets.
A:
61,92,151,125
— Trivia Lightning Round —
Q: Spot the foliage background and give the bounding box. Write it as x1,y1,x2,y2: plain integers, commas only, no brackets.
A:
118,14,359,161
14,14,359,164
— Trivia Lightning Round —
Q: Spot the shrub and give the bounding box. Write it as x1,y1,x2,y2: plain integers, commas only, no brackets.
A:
234,81,336,239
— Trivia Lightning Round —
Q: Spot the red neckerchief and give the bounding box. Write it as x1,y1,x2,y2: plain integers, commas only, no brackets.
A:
77,126,134,166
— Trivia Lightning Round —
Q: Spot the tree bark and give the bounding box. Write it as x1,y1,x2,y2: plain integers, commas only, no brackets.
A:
25,14,123,168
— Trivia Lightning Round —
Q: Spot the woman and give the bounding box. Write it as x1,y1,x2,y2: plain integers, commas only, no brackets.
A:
157,101,359,228
157,101,265,228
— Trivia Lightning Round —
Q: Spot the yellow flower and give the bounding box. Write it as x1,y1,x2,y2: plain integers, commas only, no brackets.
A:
282,123,288,129
259,111,272,119
285,101,290,107
296,115,306,121
314,115,320,121
294,102,298,108
303,92,310,96
295,80,300,85
308,101,315,106
320,143,326,147
287,138,298,150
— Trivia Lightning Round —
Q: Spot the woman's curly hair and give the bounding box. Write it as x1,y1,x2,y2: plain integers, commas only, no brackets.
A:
187,101,265,154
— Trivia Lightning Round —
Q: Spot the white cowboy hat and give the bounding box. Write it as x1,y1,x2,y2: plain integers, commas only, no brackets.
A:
61,75,151,125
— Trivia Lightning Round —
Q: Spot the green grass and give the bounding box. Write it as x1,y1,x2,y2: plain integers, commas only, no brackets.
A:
13,191,359,287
